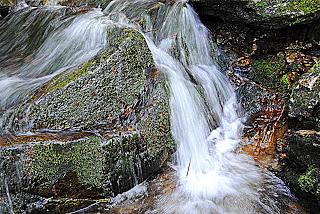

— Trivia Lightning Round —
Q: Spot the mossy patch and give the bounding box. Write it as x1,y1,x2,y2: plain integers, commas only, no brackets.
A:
298,165,320,196
251,0,320,25
250,54,287,92
284,0,320,15
255,0,269,11
310,61,320,74
27,136,104,188
47,60,97,93
280,74,289,87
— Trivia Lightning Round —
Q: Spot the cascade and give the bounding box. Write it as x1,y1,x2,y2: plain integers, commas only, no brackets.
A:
104,1,294,213
0,1,296,213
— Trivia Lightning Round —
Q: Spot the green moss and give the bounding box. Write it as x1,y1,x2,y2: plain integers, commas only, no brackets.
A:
310,61,320,74
47,60,97,93
286,0,320,14
252,55,285,77
252,60,275,79
251,55,288,92
298,165,320,193
280,74,289,86
272,0,320,24
252,0,320,25
28,137,104,188
255,0,268,10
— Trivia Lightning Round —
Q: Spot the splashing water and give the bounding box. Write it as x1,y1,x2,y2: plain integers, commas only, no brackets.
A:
0,0,296,213
104,0,295,213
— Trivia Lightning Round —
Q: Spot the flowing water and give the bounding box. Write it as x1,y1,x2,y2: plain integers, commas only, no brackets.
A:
0,7,114,111
0,0,296,213
105,1,295,213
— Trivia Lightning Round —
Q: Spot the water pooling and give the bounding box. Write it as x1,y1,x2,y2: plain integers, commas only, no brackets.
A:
0,0,296,213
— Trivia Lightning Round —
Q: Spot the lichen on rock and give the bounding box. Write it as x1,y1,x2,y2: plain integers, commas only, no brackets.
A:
191,0,320,28
0,26,173,213
289,61,320,130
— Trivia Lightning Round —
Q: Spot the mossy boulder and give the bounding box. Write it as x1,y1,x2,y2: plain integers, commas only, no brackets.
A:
191,0,320,28
0,28,174,213
281,131,320,212
29,29,155,131
289,61,320,130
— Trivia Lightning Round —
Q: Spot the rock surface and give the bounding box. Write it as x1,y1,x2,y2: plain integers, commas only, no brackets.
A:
289,61,320,130
1,0,320,213
191,0,320,29
0,28,174,213
228,38,320,211
281,131,320,213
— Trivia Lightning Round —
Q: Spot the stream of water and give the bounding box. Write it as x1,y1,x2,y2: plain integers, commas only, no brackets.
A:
104,1,295,213
0,0,296,213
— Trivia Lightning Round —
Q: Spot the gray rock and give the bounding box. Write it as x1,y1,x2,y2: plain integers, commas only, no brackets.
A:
0,28,174,213
289,62,320,130
281,131,320,212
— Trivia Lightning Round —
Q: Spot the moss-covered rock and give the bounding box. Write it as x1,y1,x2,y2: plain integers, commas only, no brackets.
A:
281,131,320,212
191,0,320,29
0,130,172,213
0,27,174,213
25,29,153,131
289,61,320,130
249,54,288,93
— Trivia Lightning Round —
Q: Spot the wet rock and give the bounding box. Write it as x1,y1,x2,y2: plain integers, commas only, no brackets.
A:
289,62,320,130
29,30,153,131
230,72,287,170
0,28,174,213
281,131,320,213
0,6,9,19
0,133,172,213
191,0,320,29
228,40,320,212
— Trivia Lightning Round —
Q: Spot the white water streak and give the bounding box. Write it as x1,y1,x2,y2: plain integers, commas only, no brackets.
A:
0,8,111,110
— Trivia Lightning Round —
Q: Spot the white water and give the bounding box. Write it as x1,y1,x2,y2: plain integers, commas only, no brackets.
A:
0,1,295,213
0,8,112,111
104,0,294,213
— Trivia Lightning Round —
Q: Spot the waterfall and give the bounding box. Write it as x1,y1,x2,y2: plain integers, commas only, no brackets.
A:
0,0,295,213
104,1,294,213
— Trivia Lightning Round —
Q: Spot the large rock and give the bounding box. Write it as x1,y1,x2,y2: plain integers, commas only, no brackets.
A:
0,28,174,213
191,0,320,29
281,131,320,213
289,62,320,130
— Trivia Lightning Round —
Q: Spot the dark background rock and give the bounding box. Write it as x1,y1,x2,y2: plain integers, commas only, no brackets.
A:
280,131,320,213
191,0,320,29
0,6,9,19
